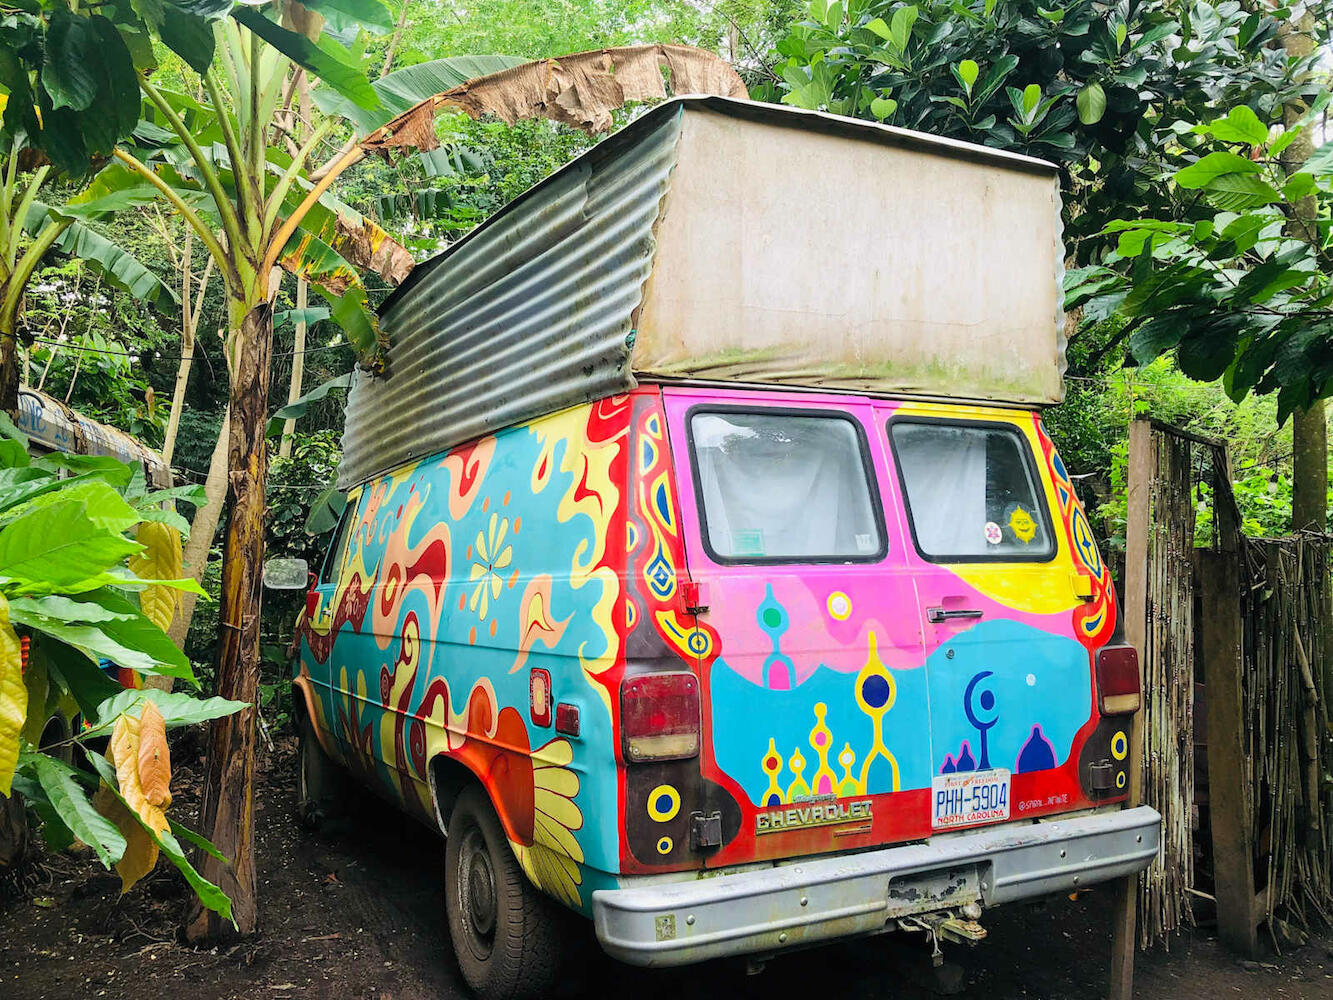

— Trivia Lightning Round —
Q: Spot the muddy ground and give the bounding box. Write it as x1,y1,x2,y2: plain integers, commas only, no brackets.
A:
2,737,1331,1000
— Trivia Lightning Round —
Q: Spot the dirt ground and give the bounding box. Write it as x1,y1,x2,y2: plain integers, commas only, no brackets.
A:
2,737,1331,1000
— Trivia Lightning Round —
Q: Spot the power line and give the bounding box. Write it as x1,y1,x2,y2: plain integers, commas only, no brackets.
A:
27,335,352,361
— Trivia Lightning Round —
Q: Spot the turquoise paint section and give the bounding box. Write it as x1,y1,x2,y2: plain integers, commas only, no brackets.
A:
710,658,933,805
298,407,625,916
708,617,1091,806
927,619,1092,775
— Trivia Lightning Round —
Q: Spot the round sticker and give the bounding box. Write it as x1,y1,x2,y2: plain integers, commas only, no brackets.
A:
984,521,1003,545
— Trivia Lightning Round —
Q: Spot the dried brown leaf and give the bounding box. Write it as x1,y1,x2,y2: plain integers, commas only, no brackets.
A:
137,700,172,808
332,215,416,287
363,44,748,155
93,782,161,894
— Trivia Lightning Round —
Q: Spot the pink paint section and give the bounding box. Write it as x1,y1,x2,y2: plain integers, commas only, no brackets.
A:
659,385,1078,682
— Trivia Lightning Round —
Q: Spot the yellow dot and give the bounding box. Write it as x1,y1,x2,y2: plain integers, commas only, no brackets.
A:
1111,731,1128,761
656,836,673,855
1115,771,1127,789
647,784,681,822
827,591,852,621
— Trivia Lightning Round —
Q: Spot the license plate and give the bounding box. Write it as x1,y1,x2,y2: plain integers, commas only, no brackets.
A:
931,768,1011,830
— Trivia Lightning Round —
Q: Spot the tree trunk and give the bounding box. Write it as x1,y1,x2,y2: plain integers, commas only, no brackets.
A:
278,278,307,459
1292,401,1327,531
169,406,231,648
185,302,272,942
1277,9,1328,532
0,326,19,418
279,77,312,461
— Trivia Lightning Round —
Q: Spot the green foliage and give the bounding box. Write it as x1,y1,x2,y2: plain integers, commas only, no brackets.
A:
763,0,1301,253
0,417,235,919
1067,97,1333,423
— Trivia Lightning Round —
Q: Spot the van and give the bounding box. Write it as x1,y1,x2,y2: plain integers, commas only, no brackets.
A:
288,97,1160,999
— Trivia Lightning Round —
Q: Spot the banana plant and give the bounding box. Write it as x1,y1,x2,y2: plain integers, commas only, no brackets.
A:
0,138,177,414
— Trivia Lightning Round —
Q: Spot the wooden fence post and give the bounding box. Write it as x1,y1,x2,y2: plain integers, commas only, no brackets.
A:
1197,544,1259,957
1110,419,1153,1000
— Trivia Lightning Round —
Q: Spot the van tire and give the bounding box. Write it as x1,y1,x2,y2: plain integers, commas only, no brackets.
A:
296,715,348,834
445,785,566,1000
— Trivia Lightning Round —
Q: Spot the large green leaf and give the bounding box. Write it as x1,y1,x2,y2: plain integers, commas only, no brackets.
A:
313,54,525,135
42,10,101,112
233,6,378,111
0,485,141,591
305,483,347,534
159,6,216,75
9,603,194,682
76,588,195,681
316,284,378,357
38,636,122,719
26,750,126,869
27,201,177,310
300,0,394,35
1173,150,1260,189
93,687,247,728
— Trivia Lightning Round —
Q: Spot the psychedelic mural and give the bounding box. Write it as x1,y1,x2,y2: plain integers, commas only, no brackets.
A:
296,397,632,913
294,383,1126,899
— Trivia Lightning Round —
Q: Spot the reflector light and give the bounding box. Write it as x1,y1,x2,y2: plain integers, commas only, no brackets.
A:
556,702,580,737
620,672,700,762
530,668,552,727
1096,644,1141,715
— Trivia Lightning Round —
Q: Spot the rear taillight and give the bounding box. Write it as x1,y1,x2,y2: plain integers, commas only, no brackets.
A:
1096,644,1141,715
620,672,700,762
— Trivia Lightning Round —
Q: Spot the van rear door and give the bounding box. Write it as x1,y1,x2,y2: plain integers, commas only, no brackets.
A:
877,402,1114,831
659,387,932,867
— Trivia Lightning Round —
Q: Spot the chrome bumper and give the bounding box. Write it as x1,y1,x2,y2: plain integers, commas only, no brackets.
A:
592,805,1161,967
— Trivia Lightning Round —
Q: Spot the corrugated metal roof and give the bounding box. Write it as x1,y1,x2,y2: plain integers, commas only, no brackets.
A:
343,97,1063,489
339,103,684,488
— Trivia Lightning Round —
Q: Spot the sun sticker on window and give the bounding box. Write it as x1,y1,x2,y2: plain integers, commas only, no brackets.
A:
984,521,1003,545
1006,505,1038,545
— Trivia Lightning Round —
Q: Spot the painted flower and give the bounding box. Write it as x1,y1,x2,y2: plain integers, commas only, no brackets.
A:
469,512,512,619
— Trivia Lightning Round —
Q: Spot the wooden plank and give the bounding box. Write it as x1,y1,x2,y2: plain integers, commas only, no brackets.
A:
1198,546,1259,957
1110,419,1154,1000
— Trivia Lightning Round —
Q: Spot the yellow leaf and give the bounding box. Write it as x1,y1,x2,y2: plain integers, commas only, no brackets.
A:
109,713,168,839
129,522,183,633
136,700,171,808
0,594,27,797
93,783,160,893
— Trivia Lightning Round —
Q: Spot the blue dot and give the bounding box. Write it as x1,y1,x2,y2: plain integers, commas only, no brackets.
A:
980,690,995,711
765,793,781,806
654,794,672,814
862,674,890,709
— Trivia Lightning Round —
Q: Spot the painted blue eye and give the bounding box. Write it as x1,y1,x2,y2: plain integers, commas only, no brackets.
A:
861,674,890,709
980,690,995,711
655,794,672,814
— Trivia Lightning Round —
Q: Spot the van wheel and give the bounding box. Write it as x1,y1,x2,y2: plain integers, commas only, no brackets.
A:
296,715,348,833
445,786,566,1000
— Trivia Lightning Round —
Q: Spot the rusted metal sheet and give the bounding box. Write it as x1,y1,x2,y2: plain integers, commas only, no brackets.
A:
346,96,1065,488
339,105,683,488
17,387,171,487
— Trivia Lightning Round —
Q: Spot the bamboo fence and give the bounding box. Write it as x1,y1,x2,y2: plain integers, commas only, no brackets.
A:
1135,428,1197,948
1240,535,1333,941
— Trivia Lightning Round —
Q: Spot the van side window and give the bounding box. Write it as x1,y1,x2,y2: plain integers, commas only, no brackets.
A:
318,504,356,585
688,410,884,562
890,420,1053,561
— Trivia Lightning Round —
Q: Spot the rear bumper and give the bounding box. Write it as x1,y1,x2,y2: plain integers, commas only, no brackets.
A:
592,805,1161,967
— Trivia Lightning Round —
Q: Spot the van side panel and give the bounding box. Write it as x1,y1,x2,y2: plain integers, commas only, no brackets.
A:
297,398,634,915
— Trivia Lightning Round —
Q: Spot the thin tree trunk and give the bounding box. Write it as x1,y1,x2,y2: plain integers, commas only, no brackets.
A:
1277,8,1328,532
185,302,272,942
163,234,193,466
169,406,231,648
279,77,312,460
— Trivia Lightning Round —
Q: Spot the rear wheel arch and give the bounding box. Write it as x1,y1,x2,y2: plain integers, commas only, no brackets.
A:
428,754,530,848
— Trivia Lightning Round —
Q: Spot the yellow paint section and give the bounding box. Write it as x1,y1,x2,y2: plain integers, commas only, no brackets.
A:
890,400,1082,615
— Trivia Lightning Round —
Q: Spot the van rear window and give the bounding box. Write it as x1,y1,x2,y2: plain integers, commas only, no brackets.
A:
890,420,1053,561
689,410,884,562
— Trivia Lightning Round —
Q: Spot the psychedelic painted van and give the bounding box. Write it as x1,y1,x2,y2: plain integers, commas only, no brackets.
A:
289,97,1160,998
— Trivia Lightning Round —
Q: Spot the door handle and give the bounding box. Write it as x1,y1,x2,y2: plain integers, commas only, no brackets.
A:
927,607,984,624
